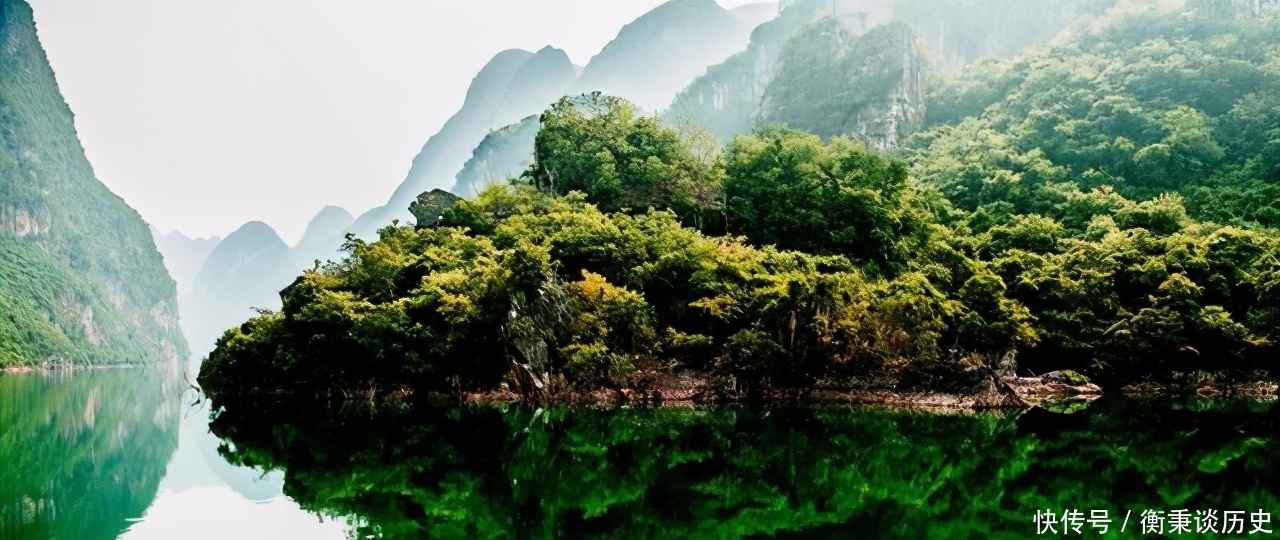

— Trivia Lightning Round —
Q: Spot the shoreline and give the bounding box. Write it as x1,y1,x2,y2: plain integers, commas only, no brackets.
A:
1,363,159,375
203,375,1280,411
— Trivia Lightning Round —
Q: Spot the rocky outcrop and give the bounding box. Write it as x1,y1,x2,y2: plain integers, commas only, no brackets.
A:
668,0,1113,145
665,0,830,141
1003,370,1104,410
408,189,462,229
0,205,49,237
760,20,926,151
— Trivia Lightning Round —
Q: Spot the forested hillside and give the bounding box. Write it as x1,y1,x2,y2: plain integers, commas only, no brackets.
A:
200,0,1280,399
0,0,186,368
667,0,1114,144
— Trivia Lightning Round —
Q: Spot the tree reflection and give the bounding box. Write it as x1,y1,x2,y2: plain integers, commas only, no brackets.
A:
207,396,1280,539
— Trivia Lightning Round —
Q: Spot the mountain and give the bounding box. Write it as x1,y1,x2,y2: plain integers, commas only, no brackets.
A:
186,221,294,356
291,205,353,270
488,46,578,130
567,0,754,113
729,2,780,28
354,0,765,239
667,0,1115,145
451,0,769,197
348,46,579,239
451,115,539,196
0,0,186,368
150,226,220,297
665,0,832,141
893,0,1115,74
758,19,926,150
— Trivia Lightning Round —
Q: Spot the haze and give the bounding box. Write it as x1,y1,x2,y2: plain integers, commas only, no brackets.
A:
28,0,762,244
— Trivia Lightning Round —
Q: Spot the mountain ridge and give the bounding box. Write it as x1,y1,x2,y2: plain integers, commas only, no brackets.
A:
1,0,187,367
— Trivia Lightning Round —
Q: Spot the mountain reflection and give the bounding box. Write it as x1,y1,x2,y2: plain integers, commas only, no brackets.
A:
206,397,1280,539
0,368,181,540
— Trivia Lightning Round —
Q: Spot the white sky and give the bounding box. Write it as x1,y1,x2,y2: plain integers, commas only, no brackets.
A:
29,0,763,244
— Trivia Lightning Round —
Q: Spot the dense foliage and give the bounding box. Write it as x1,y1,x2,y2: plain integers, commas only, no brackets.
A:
206,397,1280,539
201,1,1280,397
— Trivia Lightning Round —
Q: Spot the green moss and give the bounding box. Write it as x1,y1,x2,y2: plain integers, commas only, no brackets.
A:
1059,369,1091,386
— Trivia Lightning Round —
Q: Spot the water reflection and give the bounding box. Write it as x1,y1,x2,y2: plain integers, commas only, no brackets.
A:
0,368,348,540
117,393,348,540
207,397,1280,539
5,368,1278,539
0,368,180,540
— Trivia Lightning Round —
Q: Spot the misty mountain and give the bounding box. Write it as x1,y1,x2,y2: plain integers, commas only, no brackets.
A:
0,0,187,368
567,0,755,113
178,206,352,361
291,205,354,271
729,2,780,28
665,0,831,142
893,0,1115,74
451,0,769,197
359,0,761,235
758,19,926,150
451,115,539,196
150,226,220,297
186,221,294,356
668,0,1115,146
347,46,580,239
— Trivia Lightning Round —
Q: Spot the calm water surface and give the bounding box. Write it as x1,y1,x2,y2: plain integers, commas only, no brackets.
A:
0,367,346,540
2,368,1278,539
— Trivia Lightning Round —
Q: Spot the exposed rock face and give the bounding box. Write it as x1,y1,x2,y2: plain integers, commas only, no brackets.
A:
0,0,187,367
666,0,831,141
668,0,1114,145
760,19,926,151
0,205,48,236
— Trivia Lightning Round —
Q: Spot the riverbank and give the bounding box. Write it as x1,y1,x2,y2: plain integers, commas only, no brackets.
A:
206,370,1113,411
0,363,159,375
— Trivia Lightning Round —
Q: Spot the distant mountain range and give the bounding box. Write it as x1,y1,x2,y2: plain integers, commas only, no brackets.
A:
157,206,355,358
150,227,220,297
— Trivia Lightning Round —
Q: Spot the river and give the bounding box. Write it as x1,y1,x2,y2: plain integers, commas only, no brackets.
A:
2,368,1278,538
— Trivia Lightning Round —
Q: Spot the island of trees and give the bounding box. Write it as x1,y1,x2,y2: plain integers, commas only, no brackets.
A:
199,2,1280,402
